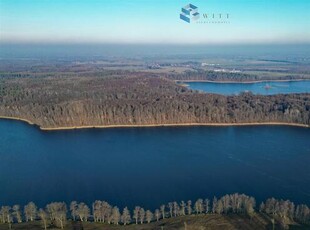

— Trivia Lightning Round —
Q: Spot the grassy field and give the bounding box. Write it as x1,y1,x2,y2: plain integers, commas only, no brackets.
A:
1,213,309,230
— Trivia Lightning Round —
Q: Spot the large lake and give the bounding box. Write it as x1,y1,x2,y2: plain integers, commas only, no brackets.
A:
0,120,310,210
186,80,310,95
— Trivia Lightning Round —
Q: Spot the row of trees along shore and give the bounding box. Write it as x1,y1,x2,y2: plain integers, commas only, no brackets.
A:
0,193,310,229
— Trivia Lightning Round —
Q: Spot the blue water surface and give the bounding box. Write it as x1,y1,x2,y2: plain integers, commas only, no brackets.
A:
0,120,309,209
186,80,310,95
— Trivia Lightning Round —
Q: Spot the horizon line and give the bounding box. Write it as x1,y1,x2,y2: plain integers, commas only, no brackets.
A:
1,41,310,46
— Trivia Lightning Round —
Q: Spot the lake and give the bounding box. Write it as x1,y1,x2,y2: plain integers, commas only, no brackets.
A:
0,119,310,210
185,80,310,95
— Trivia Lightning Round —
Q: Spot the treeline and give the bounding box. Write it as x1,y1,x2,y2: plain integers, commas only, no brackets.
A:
1,194,309,229
260,198,310,228
165,70,310,82
0,76,309,128
167,70,261,82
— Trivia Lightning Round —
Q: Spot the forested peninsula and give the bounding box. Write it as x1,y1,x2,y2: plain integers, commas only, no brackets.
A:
165,70,310,82
0,75,309,129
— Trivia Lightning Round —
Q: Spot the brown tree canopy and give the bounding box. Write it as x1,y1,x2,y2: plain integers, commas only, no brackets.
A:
0,75,309,128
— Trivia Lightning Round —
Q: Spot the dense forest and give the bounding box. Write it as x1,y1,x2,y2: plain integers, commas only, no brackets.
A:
0,75,309,129
1,193,310,230
165,70,310,82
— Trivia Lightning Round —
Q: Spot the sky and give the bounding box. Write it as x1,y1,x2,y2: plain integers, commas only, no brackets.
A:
0,0,310,44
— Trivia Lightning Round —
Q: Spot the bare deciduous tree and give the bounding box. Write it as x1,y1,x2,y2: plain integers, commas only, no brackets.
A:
160,205,165,219
187,200,192,215
194,199,204,214
24,202,37,222
180,201,186,216
222,195,230,214
46,202,67,229
133,206,140,224
121,207,131,225
259,202,265,213
111,206,120,225
69,201,78,221
168,202,173,218
139,208,145,224
13,205,22,223
215,199,223,214
0,206,12,229
212,197,217,213
38,208,48,230
205,199,210,214
154,209,161,221
92,200,102,222
76,202,90,222
245,197,256,218
101,201,112,223
0,206,6,223
146,210,153,223
173,202,179,217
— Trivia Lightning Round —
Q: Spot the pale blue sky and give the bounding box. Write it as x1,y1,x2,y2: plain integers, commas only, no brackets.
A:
0,0,309,44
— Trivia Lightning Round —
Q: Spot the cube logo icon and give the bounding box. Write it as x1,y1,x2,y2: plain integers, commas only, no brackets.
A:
180,4,200,23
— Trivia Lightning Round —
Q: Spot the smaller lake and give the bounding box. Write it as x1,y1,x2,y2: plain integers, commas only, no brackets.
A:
185,80,310,95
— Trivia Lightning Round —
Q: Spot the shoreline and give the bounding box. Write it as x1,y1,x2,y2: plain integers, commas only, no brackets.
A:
175,79,310,84
0,116,308,131
0,116,35,125
38,122,310,130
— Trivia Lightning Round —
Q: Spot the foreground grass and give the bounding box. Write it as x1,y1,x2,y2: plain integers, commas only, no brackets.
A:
0,213,309,230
